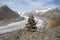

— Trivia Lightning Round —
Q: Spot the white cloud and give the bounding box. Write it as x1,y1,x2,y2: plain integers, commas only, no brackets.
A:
0,0,59,12
0,1,14,5
22,0,54,7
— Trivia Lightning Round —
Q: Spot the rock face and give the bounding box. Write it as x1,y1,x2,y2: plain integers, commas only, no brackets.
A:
0,5,24,25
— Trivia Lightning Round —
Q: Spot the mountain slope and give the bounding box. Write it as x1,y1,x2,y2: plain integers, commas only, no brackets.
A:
0,5,24,26
42,8,60,30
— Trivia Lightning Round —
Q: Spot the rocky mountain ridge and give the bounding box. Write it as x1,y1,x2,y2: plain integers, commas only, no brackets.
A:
25,8,59,17
0,5,24,26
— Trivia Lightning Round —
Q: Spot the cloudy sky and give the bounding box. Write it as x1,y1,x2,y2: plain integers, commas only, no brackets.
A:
0,0,60,13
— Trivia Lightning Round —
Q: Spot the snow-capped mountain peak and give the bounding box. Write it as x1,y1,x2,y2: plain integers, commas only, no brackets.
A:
35,8,53,13
47,8,53,10
18,12,25,16
18,12,21,15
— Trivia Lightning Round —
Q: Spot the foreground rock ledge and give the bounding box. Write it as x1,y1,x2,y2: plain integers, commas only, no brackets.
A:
0,26,60,40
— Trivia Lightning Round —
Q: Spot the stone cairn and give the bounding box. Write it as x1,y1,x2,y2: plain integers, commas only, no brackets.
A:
25,16,37,32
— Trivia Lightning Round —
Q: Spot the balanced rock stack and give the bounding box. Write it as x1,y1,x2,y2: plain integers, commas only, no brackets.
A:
25,16,37,32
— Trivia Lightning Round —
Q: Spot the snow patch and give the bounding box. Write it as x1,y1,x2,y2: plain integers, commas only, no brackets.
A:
36,8,53,13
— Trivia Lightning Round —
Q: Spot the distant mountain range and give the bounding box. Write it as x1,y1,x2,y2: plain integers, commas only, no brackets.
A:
0,5,24,26
25,8,60,17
